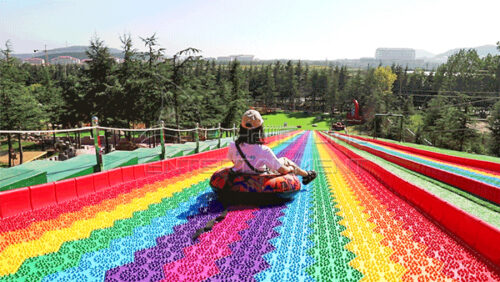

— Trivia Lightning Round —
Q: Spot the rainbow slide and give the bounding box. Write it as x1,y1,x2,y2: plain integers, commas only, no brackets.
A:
0,131,498,281
331,132,500,205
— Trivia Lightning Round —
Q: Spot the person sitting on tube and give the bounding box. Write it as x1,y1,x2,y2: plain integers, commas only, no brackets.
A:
227,109,317,184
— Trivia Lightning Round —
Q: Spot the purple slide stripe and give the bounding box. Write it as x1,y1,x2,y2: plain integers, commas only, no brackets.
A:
208,131,310,281
105,132,307,282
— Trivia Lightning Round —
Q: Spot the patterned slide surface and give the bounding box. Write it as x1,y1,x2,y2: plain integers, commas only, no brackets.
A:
0,131,498,281
334,134,500,187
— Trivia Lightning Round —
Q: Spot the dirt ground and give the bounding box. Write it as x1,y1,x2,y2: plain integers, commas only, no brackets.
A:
0,151,47,166
471,121,491,134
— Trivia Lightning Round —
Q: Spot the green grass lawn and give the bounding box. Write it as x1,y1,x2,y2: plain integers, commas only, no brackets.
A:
262,112,331,130
0,141,37,152
55,130,105,137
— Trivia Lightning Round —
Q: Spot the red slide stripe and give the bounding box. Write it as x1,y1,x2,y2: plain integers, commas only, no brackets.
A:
319,132,500,268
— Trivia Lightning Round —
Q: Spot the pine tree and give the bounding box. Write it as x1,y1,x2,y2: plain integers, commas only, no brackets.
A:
84,36,116,124
489,100,500,156
310,70,319,112
155,46,202,132
327,67,339,117
263,65,276,108
338,66,347,91
285,60,298,110
295,61,304,109
140,33,165,69
116,33,141,127
0,41,43,130
222,60,249,127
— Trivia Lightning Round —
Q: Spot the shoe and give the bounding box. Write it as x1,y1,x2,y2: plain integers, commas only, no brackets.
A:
302,170,317,185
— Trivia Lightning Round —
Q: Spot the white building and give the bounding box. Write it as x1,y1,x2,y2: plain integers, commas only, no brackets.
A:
232,55,254,62
375,48,416,61
217,55,254,62
217,56,231,62
50,56,81,65
112,57,124,63
23,58,45,65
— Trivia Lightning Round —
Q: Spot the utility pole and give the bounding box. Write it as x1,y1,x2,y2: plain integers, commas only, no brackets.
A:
33,45,49,65
44,44,49,65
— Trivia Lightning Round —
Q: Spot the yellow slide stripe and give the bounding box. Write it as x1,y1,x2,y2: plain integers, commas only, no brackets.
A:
316,134,406,280
0,132,298,276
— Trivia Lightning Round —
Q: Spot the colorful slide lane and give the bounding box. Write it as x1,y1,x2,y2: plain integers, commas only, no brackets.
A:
321,132,500,267
0,131,499,281
342,133,500,174
316,133,499,280
0,132,301,281
340,134,500,181
332,133,500,205
104,132,310,281
334,134,500,187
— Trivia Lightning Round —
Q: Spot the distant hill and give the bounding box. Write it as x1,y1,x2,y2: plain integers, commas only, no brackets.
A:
12,45,124,60
435,45,500,59
415,49,435,59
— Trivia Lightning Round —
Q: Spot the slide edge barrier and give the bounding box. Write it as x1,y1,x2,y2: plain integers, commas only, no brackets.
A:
0,131,296,219
318,131,500,268
0,146,228,219
331,133,500,206
339,133,500,174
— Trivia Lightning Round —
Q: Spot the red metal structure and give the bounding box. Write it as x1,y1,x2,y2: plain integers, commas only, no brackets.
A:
346,99,362,124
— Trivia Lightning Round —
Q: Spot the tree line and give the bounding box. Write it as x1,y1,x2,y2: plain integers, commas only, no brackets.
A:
1,36,499,155
350,46,500,156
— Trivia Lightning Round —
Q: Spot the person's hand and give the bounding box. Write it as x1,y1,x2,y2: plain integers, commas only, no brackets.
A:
286,165,296,175
278,166,293,175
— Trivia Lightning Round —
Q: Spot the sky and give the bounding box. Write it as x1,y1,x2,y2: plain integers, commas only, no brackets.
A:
0,0,499,60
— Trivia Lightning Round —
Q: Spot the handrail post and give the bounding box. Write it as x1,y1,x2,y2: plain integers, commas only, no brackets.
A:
232,123,236,141
7,134,12,167
160,121,166,160
400,116,404,142
18,133,23,164
217,123,221,148
92,116,103,172
195,123,200,153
